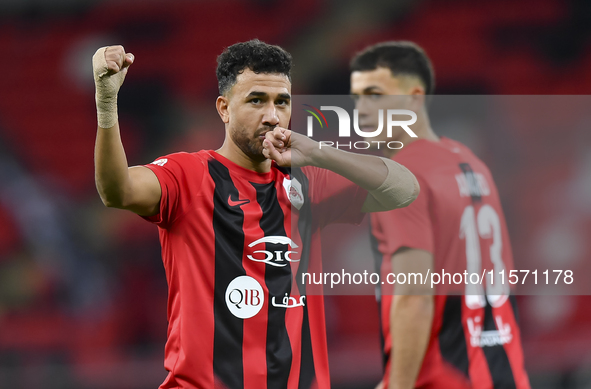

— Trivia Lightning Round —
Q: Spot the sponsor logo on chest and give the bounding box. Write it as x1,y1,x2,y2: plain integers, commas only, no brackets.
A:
225,275,306,318
467,315,513,347
225,276,264,319
246,236,300,267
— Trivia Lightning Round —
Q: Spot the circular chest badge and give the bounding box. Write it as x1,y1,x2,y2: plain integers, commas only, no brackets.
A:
225,276,265,319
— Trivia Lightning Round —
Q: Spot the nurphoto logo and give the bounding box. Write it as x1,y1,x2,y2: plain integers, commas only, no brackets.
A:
303,104,418,150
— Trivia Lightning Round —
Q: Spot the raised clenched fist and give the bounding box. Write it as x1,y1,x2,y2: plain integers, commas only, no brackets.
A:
103,46,134,75
92,45,134,129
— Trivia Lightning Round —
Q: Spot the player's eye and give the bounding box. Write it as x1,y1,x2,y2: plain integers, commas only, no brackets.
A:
276,99,289,106
250,98,262,104
369,93,383,100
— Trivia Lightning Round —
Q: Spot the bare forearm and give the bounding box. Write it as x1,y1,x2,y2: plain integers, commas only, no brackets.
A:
311,146,388,190
390,295,433,389
94,124,132,207
263,129,418,209
310,146,419,210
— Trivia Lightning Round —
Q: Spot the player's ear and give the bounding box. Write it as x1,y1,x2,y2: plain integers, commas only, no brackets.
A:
409,85,426,111
216,95,230,124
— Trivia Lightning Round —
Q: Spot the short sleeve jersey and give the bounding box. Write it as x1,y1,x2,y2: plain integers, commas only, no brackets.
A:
142,150,367,389
371,138,530,389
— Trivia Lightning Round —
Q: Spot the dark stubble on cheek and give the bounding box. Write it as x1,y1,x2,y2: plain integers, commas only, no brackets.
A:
231,125,268,162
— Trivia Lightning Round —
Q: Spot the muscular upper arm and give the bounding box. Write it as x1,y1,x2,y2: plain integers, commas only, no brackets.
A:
392,247,434,295
121,166,162,216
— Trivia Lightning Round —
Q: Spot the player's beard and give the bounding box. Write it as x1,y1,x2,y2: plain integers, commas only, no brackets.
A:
231,124,275,163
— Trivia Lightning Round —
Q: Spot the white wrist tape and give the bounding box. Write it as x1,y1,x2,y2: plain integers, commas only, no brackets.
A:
362,157,420,212
93,46,125,129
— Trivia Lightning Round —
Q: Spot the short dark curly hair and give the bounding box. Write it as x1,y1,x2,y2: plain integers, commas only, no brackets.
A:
216,39,292,96
350,41,435,95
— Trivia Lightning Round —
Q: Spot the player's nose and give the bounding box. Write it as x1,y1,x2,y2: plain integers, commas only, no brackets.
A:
261,104,279,126
355,95,372,115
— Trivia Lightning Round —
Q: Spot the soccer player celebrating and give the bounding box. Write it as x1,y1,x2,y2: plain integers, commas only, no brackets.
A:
349,42,531,389
93,40,419,388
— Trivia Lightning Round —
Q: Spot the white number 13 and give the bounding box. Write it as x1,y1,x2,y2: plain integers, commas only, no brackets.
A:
459,204,509,310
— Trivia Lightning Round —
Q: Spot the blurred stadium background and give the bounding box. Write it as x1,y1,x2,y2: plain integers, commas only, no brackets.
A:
1,0,591,388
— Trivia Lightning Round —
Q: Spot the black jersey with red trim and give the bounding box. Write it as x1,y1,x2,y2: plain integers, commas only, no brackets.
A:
142,150,367,389
371,138,530,389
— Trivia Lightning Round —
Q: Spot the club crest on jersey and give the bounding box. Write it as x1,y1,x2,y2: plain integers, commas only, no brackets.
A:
283,177,304,210
225,276,264,319
247,236,300,267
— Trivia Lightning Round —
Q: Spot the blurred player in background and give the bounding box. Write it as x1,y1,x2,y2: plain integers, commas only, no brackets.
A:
92,39,418,388
350,42,531,389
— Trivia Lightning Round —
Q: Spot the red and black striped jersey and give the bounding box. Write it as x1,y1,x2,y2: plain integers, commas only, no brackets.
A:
371,137,530,389
142,150,367,389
